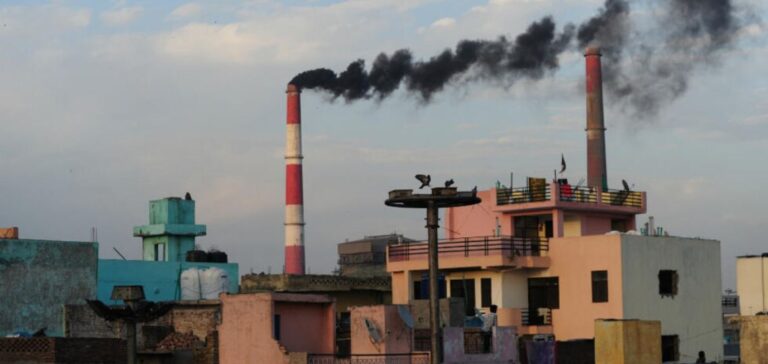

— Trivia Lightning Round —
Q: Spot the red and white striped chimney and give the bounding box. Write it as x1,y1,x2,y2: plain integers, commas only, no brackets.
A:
585,46,608,191
284,84,305,275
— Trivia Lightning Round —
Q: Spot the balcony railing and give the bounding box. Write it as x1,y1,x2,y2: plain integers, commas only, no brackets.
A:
308,353,430,364
496,186,551,205
521,308,552,326
497,182,644,209
602,189,643,208
388,236,548,262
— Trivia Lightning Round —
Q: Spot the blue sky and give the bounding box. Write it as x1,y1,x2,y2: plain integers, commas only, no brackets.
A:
0,0,765,287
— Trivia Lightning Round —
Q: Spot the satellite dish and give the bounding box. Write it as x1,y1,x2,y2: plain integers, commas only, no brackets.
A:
397,305,414,329
364,318,382,343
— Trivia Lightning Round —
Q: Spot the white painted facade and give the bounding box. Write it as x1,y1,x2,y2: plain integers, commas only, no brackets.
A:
620,235,722,362
736,255,768,315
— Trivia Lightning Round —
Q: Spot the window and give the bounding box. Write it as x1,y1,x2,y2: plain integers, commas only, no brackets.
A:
661,335,679,362
273,314,281,340
610,219,627,232
413,280,423,300
450,279,476,315
527,277,559,325
414,274,446,300
658,270,678,297
592,271,608,302
154,243,165,261
481,278,492,308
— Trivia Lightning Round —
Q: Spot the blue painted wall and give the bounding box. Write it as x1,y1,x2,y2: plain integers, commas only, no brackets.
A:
0,239,98,337
97,259,238,304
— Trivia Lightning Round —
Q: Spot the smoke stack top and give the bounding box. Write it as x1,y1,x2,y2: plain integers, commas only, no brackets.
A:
289,0,752,118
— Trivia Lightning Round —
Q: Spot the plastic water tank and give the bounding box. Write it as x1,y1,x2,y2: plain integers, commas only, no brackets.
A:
199,267,229,300
180,268,202,300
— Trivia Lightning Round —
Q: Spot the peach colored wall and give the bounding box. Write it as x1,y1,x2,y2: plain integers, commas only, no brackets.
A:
350,305,412,355
391,271,409,305
446,190,504,238
275,301,335,354
534,235,625,340
218,293,335,364
219,293,286,364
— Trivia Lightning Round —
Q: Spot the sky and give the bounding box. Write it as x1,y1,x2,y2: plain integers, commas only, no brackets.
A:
0,0,765,288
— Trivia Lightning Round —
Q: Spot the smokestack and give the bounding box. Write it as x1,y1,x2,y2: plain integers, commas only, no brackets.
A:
285,84,305,275
585,46,607,190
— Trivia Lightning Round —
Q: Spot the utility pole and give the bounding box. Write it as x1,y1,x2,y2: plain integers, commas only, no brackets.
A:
386,183,480,364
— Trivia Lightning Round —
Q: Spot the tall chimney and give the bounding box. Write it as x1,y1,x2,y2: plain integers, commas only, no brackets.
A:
585,46,608,191
285,84,305,275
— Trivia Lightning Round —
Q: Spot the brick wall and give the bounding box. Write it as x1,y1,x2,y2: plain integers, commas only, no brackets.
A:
0,338,126,364
65,302,219,349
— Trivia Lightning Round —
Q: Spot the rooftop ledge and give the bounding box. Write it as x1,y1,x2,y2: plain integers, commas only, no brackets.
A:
133,224,207,237
387,236,550,272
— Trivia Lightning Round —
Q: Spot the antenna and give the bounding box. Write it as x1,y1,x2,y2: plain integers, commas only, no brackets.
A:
91,227,98,242
112,247,127,261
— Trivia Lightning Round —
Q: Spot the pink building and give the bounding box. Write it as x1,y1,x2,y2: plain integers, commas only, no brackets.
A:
386,48,723,362
218,292,335,363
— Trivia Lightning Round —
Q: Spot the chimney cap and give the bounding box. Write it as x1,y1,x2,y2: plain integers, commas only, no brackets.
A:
286,84,301,93
584,46,602,57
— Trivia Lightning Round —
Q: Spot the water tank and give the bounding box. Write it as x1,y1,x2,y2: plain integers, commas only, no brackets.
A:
186,250,208,262
207,251,228,263
180,267,229,300
180,268,202,300
199,267,229,300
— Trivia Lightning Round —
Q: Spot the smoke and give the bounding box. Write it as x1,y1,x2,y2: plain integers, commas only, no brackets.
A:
577,0,746,117
290,17,574,102
291,0,752,116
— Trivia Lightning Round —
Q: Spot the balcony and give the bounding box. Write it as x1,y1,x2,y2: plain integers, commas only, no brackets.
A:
386,236,550,272
498,307,554,336
495,182,646,214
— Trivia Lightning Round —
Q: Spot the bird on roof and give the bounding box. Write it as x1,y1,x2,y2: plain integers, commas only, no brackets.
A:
622,179,630,192
445,179,454,188
185,192,192,200
472,186,478,196
415,174,431,189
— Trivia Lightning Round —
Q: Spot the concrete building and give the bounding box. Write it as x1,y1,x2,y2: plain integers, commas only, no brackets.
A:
338,234,414,278
386,46,723,362
0,229,98,337
736,254,768,315
97,197,238,304
218,292,336,363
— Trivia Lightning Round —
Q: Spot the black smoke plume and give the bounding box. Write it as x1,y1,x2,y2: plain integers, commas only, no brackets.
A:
577,0,746,117
290,17,574,102
291,0,752,116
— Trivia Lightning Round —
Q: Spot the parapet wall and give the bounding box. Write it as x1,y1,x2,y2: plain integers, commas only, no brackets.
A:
241,273,390,293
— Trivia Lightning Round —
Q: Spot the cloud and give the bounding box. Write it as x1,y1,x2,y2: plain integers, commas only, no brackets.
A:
168,3,202,21
430,17,456,29
100,6,143,26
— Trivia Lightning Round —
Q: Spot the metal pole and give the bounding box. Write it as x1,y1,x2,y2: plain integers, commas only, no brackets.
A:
126,320,136,364
426,201,441,364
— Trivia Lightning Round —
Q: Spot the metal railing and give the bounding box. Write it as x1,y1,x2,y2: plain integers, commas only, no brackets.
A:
559,185,597,203
603,189,643,208
496,183,644,209
496,186,551,205
388,236,548,262
308,353,430,364
521,308,552,326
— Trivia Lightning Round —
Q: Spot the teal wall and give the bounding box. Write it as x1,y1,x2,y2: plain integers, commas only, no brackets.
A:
97,259,239,304
0,239,98,337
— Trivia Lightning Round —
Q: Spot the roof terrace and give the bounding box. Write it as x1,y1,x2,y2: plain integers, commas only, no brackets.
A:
494,181,646,215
